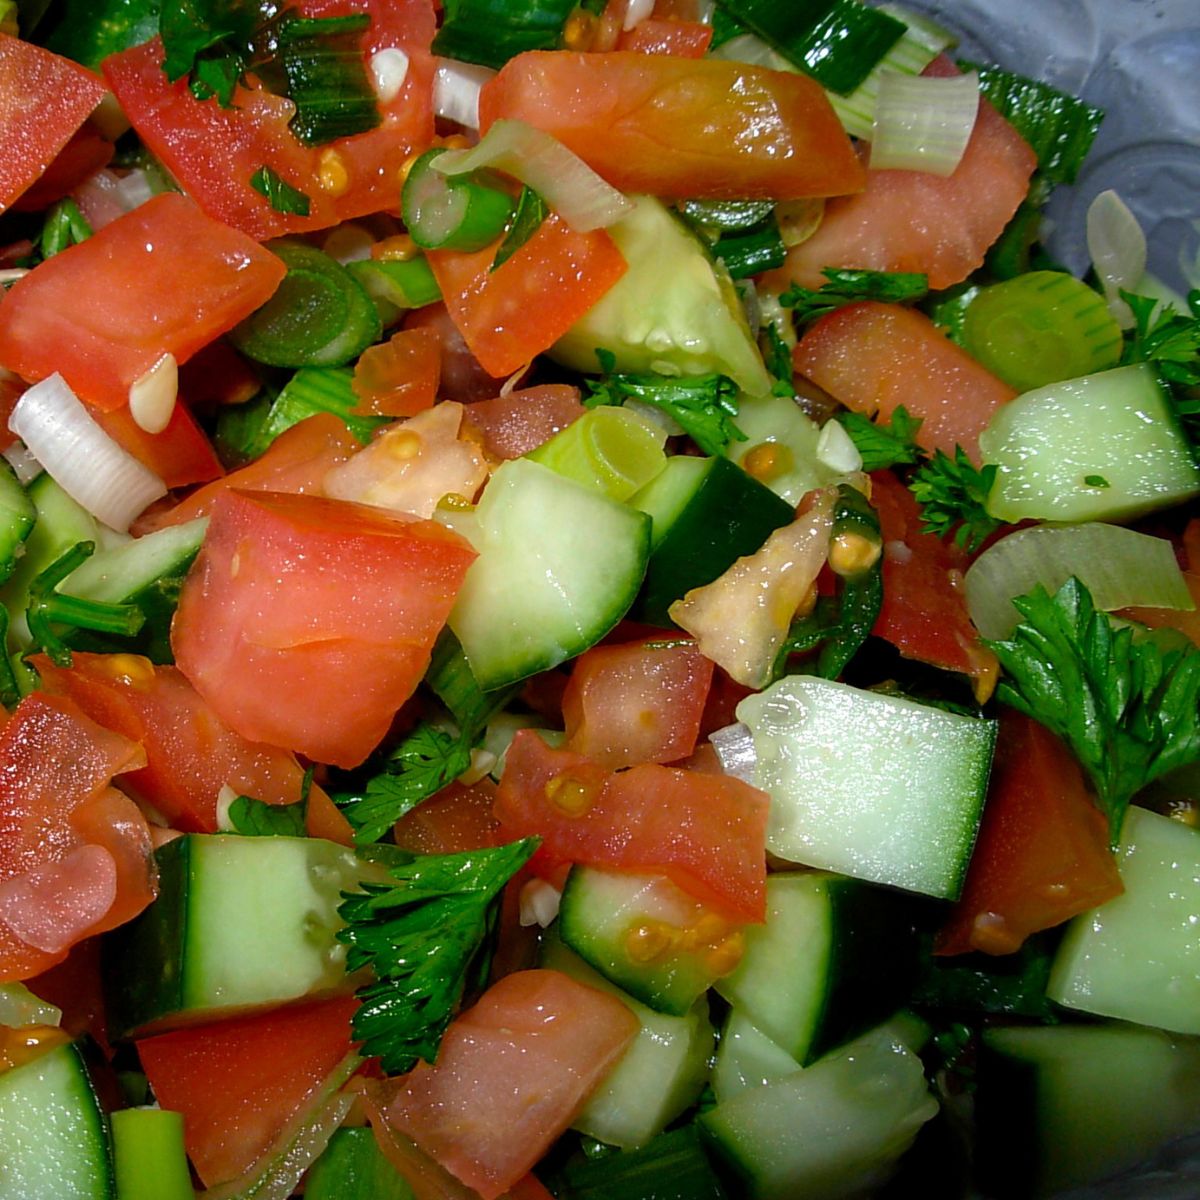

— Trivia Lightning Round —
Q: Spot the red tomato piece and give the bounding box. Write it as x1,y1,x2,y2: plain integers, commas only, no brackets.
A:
352,326,441,417
1121,518,1200,644
392,779,502,855
172,489,477,767
794,302,1017,462
562,636,714,768
89,396,224,489
137,995,359,1188
402,302,509,402
26,937,110,1052
0,193,286,412
936,712,1123,955
381,970,638,1200
869,471,997,688
12,127,113,212
766,57,1037,291
33,653,320,835
496,729,768,921
135,412,361,533
428,214,627,378
0,693,153,981
103,0,436,240
0,34,106,213
616,18,712,57
479,51,864,201
463,385,585,460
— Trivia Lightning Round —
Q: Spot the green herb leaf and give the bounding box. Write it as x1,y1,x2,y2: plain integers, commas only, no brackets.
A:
714,216,787,281
336,722,474,846
909,447,1003,552
584,372,746,456
1083,474,1110,489
336,837,539,1074
249,165,312,216
159,0,261,106
492,185,547,271
1120,289,1200,390
836,404,925,472
432,0,577,70
227,793,308,836
985,577,1200,843
781,268,929,327
762,320,796,398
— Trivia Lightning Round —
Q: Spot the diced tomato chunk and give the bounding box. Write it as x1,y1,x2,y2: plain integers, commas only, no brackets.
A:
0,693,153,981
172,489,477,767
479,52,864,200
352,327,441,417
0,35,106,213
936,712,1124,955
616,18,712,57
137,995,359,1188
391,779,502,855
13,127,113,212
562,636,714,768
380,970,638,1200
0,193,286,412
495,729,768,922
463,385,585,460
89,396,224,489
795,302,1017,462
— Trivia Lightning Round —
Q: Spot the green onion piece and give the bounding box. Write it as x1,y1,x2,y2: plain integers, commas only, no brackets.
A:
564,1126,728,1200
40,197,92,259
714,216,787,280
984,193,1045,281
278,12,381,146
926,283,981,346
714,0,906,95
346,256,442,328
963,60,1104,186
305,1127,411,1200
432,0,577,70
0,609,21,710
493,185,547,270
112,1108,195,1200
960,270,1123,393
425,628,519,739
231,241,382,368
249,165,311,216
869,70,980,176
824,3,955,139
678,199,775,233
402,149,516,253
964,523,1194,641
526,407,668,502
1087,190,1146,327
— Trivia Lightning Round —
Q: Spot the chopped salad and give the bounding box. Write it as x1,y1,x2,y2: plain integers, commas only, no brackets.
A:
0,0,1196,1198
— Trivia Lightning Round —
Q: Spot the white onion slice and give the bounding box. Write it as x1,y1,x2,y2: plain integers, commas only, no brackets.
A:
3,441,41,485
816,419,863,473
113,168,155,211
964,523,1194,641
869,70,980,176
433,58,495,130
9,374,166,532
1087,189,1147,328
370,47,410,103
709,722,759,786
431,118,633,232
623,0,654,30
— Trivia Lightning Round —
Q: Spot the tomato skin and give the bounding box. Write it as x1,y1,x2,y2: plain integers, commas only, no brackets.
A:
0,35,106,213
868,471,996,684
89,395,224,489
616,18,712,57
794,302,1017,462
103,0,436,240
12,127,113,212
0,693,153,981
402,303,509,402
562,636,714,768
172,489,477,768
0,193,286,412
33,652,319,835
496,729,768,922
137,995,359,1188
936,712,1124,955
380,970,639,1200
479,51,864,200
427,214,628,378
463,385,584,460
352,327,441,417
391,779,502,855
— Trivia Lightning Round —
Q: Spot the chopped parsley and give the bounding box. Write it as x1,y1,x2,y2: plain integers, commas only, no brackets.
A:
909,448,1003,552
781,268,929,328
249,165,312,216
837,405,925,472
227,793,308,837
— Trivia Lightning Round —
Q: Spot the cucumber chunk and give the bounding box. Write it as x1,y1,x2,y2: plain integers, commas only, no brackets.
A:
0,460,34,586
540,928,714,1149
1047,806,1200,1034
630,455,794,627
445,458,650,691
104,833,391,1038
980,363,1200,523
737,677,996,900
713,871,918,1065
699,1020,937,1200
0,1041,114,1199
558,865,741,1016
977,1023,1200,1197
725,393,842,506
550,195,771,396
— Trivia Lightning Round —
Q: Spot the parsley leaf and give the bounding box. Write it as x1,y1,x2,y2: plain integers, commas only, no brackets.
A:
837,405,925,472
335,722,473,846
762,320,796,398
1120,288,1200,389
159,0,262,106
584,372,746,456
336,837,539,1074
780,268,929,327
985,577,1200,843
227,793,308,836
492,185,547,271
249,165,311,216
909,448,1003,552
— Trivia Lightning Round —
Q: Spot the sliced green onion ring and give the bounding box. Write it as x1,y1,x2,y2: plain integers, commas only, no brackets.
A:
869,70,979,175
964,523,1194,641
402,148,516,251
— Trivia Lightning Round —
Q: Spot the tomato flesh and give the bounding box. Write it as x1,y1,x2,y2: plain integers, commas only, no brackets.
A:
463,385,585,460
